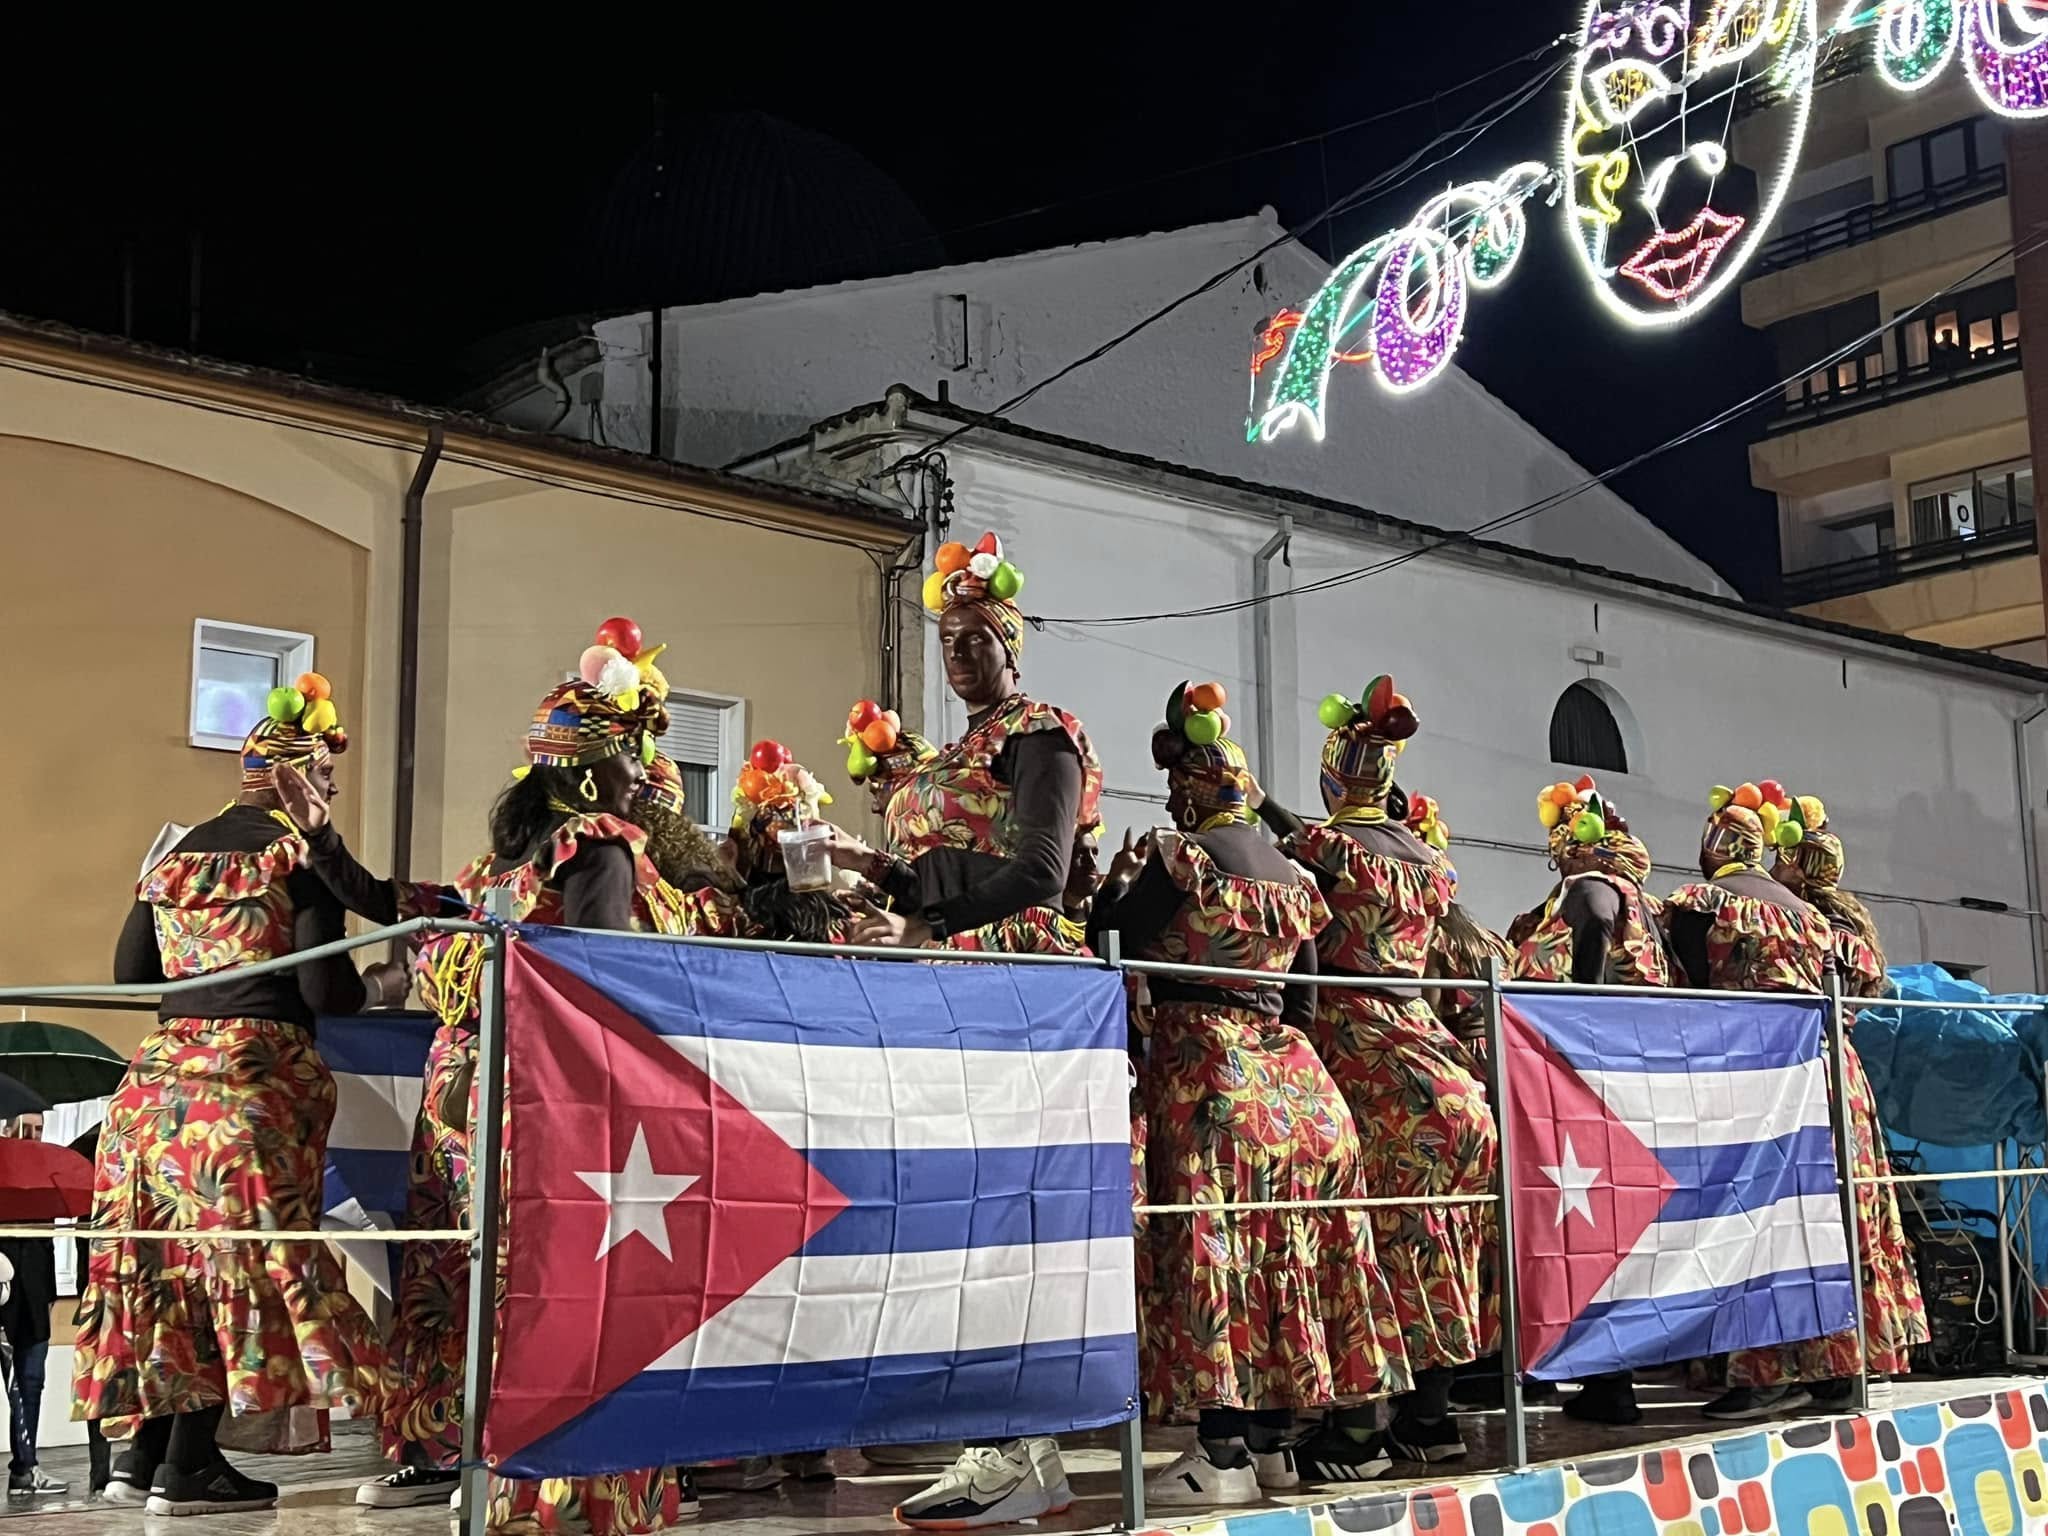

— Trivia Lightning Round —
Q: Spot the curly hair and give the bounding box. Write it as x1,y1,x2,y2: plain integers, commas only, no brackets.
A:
632,800,741,894
741,879,853,945
1432,900,1510,983
488,769,585,864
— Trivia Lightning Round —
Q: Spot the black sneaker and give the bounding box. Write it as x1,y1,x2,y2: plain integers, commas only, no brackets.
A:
1292,1426,1394,1484
1387,1415,1469,1463
357,1465,460,1508
1563,1381,1642,1425
145,1460,279,1517
9,1467,67,1497
102,1450,156,1507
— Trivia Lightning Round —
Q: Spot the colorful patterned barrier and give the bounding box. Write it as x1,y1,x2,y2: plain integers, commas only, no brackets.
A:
1139,1386,2048,1536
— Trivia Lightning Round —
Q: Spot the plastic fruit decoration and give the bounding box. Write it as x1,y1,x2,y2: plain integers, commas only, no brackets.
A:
1572,806,1607,843
1538,798,1564,830
750,740,793,773
987,562,1023,601
1574,774,1595,793
861,713,901,753
1317,694,1355,730
266,686,304,723
1708,785,1734,812
846,741,878,779
579,645,621,686
595,617,643,658
1183,712,1223,746
1730,782,1764,811
1187,682,1226,713
1757,779,1787,808
736,766,770,802
323,726,348,754
933,542,971,576
847,699,883,733
1364,675,1395,721
295,672,332,702
641,734,658,766
302,699,339,735
973,532,1002,558
921,571,948,613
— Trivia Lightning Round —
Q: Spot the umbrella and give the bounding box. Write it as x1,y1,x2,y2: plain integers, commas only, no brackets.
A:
0,1138,93,1221
0,1072,47,1127
0,1021,127,1103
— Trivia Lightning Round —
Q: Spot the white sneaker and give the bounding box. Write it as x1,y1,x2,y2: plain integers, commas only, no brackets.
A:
1146,1446,1263,1508
1252,1442,1300,1491
358,1466,461,1508
893,1439,1071,1529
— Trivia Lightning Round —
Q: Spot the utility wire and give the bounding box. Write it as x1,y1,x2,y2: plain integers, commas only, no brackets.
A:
1030,226,2048,627
874,42,1576,483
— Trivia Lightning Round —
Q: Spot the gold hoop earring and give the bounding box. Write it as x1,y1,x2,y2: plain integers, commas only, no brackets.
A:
579,769,599,803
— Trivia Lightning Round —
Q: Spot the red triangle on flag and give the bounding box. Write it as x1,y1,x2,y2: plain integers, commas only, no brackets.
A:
483,944,849,1464
1503,1000,1674,1375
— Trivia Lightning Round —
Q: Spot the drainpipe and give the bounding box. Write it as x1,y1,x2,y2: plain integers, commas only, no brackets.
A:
393,424,444,884
2015,698,2048,991
1252,516,1294,779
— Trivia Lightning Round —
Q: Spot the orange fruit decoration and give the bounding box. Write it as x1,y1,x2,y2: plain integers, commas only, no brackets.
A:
861,718,900,753
934,542,972,575
295,672,332,701
1187,682,1226,712
1731,782,1764,811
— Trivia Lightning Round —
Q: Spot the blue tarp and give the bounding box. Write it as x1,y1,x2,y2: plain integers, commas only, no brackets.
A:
1853,964,2048,1147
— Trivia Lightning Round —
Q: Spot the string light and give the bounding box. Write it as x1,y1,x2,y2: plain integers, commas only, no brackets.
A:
1863,0,2048,114
1874,0,1959,85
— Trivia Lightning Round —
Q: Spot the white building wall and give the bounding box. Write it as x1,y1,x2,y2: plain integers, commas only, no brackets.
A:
912,445,2044,991
565,216,1733,597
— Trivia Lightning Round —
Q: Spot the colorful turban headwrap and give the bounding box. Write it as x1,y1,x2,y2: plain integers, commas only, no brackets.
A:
240,672,347,792
526,680,641,769
1536,775,1653,887
1773,794,1883,954
1314,675,1416,819
1152,681,1252,831
924,533,1028,664
731,745,831,883
637,752,688,822
1701,781,1803,876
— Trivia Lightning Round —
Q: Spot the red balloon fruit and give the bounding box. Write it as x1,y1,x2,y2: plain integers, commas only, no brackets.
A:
596,616,643,657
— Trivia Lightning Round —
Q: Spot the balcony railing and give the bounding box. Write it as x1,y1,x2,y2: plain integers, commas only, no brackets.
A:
1753,163,2008,276
1766,334,2022,433
1774,518,2038,606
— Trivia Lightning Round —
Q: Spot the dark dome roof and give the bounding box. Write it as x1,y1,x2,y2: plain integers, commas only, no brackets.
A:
593,111,945,308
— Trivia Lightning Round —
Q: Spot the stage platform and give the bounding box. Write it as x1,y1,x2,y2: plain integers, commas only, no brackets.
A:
0,1371,2038,1535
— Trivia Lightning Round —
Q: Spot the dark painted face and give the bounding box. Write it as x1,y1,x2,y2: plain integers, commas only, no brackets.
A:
939,607,1015,709
1564,0,1817,325
589,752,645,819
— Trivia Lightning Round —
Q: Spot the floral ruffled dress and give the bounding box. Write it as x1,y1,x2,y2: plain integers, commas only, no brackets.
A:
1132,836,1407,1419
1511,872,1672,988
75,822,387,1442
398,814,694,1535
1659,885,1928,1384
1285,825,1496,1373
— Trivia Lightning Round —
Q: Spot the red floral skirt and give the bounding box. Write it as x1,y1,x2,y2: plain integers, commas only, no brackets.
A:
71,1017,386,1438
1725,1038,1929,1384
1314,990,1497,1374
1139,1003,1409,1420
384,1021,688,1535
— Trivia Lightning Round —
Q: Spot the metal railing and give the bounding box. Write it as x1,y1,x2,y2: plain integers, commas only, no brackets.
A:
1776,518,2039,606
1766,334,2022,434
3,908,2045,1535
1753,163,2009,276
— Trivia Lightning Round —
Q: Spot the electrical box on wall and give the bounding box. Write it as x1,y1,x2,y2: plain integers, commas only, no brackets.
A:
1570,644,1606,666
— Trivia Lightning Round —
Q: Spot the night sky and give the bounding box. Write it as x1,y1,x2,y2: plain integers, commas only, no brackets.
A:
0,6,1780,594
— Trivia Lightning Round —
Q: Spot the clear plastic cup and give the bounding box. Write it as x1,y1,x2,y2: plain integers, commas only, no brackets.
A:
779,823,835,892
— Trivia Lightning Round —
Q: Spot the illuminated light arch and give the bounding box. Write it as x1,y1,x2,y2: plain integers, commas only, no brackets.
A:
1872,0,1961,87
1963,0,2048,116
1247,164,1548,441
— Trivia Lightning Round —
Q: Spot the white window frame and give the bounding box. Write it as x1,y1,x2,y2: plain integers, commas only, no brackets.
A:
189,620,316,752
658,689,747,834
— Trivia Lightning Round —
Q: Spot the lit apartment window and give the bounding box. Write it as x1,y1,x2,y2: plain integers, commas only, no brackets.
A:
1907,459,2035,545
189,621,315,751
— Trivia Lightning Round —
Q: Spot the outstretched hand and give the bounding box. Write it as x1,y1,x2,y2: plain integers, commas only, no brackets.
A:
1104,827,1151,888
273,763,330,833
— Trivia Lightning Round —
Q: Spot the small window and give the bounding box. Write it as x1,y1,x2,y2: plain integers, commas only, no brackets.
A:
189,621,314,752
1549,682,1628,774
656,693,745,831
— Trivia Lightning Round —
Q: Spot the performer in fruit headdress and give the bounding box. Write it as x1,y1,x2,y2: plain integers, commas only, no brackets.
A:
1091,683,1406,1510
1279,678,1496,1474
1657,781,1922,1421
1510,777,1671,990
1721,794,1927,1409
1399,791,1512,1061
277,619,696,1530
94,674,403,1514
727,739,857,946
839,535,1102,1530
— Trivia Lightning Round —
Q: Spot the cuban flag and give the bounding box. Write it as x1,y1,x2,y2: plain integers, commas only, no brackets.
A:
318,1011,436,1298
1506,992,1856,1380
483,929,1137,1477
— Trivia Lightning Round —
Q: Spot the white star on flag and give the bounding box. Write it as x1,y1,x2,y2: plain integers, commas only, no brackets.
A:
1539,1134,1602,1229
574,1124,698,1261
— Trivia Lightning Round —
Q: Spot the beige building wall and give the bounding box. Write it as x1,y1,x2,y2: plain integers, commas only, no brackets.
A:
0,337,910,1060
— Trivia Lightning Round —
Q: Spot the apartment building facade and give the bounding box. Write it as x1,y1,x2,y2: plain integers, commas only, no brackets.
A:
1736,50,2042,662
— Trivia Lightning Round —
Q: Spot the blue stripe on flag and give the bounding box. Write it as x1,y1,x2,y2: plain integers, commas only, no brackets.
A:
1509,993,1823,1075
519,927,1126,1055
1529,1265,1857,1380
495,1336,1141,1478
324,1147,413,1219
315,1011,436,1078
802,1144,1134,1256
1654,1127,1842,1224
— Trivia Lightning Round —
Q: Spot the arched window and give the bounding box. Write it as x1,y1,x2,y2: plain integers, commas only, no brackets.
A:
1550,682,1628,774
